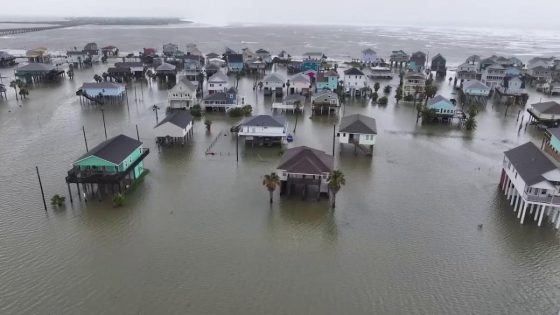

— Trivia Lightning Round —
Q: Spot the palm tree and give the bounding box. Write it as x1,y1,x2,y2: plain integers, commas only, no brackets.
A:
395,87,403,104
327,170,346,209
9,80,18,100
285,80,291,94
262,173,280,204
373,82,380,92
425,85,437,100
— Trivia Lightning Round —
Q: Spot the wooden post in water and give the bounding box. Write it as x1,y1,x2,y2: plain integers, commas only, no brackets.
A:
236,133,239,163
332,124,336,156
136,124,140,141
82,126,89,152
101,108,107,140
36,166,47,211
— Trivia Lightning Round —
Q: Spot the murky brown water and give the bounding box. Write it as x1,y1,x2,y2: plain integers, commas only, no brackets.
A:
0,24,559,314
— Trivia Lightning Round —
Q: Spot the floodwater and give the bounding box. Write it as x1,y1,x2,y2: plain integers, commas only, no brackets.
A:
0,24,559,315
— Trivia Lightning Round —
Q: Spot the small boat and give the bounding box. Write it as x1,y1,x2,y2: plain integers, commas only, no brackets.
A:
287,134,294,142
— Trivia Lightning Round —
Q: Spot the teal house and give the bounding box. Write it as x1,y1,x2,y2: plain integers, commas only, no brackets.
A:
427,95,456,117
302,58,321,74
316,70,339,91
66,134,150,196
545,127,560,161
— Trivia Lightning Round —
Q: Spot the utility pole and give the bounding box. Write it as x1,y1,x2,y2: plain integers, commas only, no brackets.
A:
332,124,336,156
101,107,107,140
82,126,89,151
136,124,140,141
36,166,47,211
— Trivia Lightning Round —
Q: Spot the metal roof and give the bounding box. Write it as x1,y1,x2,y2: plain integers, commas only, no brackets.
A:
344,67,365,75
208,70,228,83
339,114,377,134
263,72,285,83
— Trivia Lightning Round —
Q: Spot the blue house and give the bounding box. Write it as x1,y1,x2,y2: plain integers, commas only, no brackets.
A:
79,82,126,97
226,54,244,73
427,95,456,117
302,58,321,74
316,70,339,91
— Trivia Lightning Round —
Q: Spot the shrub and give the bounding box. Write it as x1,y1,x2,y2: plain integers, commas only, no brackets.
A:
377,96,388,105
421,108,437,123
404,94,414,102
383,85,392,94
112,193,125,207
50,194,66,206
190,105,202,117
371,92,378,102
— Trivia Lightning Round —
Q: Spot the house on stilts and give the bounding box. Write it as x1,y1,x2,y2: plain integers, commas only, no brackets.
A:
65,134,150,201
338,114,377,156
155,110,194,146
276,146,334,200
500,142,560,229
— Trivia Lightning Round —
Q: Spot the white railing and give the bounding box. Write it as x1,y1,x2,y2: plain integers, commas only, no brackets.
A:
523,192,560,205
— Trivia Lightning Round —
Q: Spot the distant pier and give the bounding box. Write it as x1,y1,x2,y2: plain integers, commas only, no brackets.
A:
0,25,71,36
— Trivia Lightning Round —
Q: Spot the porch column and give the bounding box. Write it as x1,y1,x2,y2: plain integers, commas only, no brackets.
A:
534,206,541,221
502,174,509,191
520,202,528,224
517,199,524,218
530,203,535,214
538,206,546,226
556,209,560,229
513,193,520,211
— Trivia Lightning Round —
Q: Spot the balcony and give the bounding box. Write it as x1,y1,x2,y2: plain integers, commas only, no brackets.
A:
523,192,560,206
66,148,149,184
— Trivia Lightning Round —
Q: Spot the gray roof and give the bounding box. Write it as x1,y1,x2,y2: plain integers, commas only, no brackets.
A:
256,49,270,54
115,62,143,68
156,62,176,71
463,80,490,91
277,146,333,175
67,50,86,56
83,43,98,51
290,72,310,84
206,52,220,59
17,63,55,72
177,77,197,91
263,72,285,83
155,110,193,129
75,134,142,165
242,115,285,127
362,48,376,54
283,94,306,103
208,70,228,83
81,82,124,90
344,67,364,75
504,142,557,186
532,101,560,114
339,114,377,134
203,88,236,101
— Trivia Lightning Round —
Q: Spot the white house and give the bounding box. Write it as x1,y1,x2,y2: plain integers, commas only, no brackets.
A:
238,115,287,144
288,73,311,95
207,70,229,95
155,110,194,145
168,77,198,109
272,94,306,113
481,64,506,88
402,72,426,97
262,72,285,96
500,142,560,228
362,48,379,64
338,114,377,155
343,67,368,91
202,87,239,111
456,62,478,80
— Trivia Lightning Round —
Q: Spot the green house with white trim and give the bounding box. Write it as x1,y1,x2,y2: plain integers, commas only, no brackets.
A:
427,95,456,117
66,134,149,195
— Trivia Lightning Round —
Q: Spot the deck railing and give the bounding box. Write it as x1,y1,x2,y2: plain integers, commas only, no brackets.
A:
523,192,560,205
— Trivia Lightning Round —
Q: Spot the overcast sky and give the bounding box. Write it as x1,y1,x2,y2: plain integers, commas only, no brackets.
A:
2,0,560,29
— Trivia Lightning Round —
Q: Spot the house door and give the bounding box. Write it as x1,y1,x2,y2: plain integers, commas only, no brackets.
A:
349,134,355,142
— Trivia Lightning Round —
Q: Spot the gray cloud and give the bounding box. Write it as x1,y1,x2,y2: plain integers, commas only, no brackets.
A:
1,0,559,29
